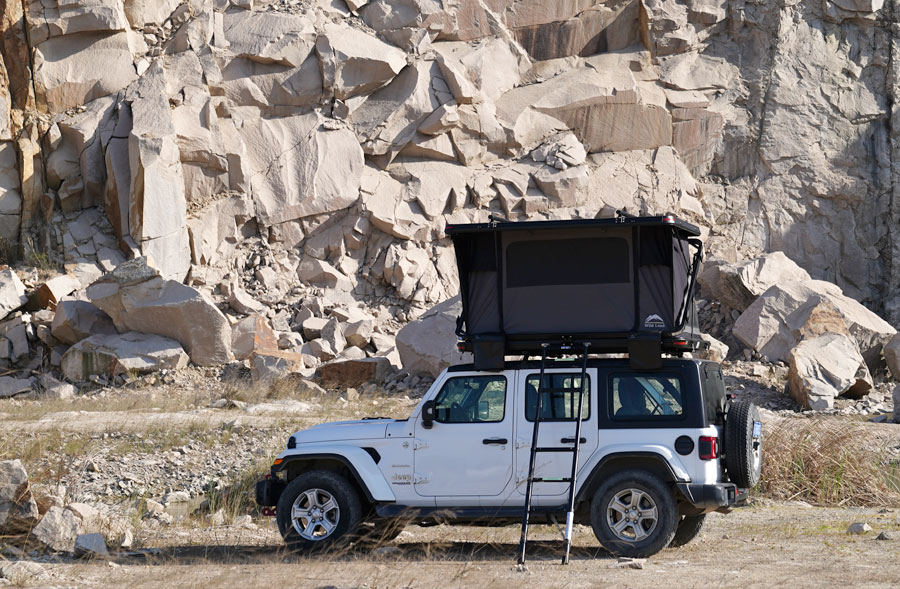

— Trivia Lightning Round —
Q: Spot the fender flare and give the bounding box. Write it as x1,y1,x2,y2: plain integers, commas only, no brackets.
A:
575,449,688,504
273,446,396,503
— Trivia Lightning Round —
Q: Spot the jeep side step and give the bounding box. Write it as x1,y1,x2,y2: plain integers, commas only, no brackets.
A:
517,342,590,566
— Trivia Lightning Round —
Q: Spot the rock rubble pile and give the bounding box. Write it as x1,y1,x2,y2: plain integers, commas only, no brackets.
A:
0,0,893,423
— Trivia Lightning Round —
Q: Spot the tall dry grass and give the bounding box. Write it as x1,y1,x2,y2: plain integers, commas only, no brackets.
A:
759,418,900,506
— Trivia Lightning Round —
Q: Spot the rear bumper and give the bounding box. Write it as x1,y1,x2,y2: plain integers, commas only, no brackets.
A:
676,482,747,512
255,476,285,508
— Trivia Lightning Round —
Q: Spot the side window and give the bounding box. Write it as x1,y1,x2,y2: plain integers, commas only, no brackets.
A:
434,375,507,424
525,373,590,421
610,374,684,420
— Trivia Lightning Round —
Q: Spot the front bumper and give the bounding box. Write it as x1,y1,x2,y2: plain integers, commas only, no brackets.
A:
676,482,747,512
255,476,285,508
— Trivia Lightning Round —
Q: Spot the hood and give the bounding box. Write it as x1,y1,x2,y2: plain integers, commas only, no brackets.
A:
291,419,392,444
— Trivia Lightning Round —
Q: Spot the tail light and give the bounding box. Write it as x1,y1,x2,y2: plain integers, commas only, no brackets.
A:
699,436,718,460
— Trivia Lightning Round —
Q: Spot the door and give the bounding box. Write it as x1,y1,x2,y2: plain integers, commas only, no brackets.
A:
515,368,598,498
413,373,513,497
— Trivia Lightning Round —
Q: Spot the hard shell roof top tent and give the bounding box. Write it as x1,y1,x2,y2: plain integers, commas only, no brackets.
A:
445,212,706,371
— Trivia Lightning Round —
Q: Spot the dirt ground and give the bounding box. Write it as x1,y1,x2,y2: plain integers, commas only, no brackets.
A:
2,374,900,588
24,504,900,588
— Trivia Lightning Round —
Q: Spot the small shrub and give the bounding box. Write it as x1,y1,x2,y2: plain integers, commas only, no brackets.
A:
759,418,900,506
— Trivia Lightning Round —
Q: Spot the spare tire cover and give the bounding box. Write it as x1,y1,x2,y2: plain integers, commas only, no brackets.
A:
724,400,762,488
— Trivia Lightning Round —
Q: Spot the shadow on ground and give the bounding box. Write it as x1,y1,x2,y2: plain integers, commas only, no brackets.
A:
115,540,609,566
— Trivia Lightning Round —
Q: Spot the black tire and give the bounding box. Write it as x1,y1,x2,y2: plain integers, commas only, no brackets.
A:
724,400,762,489
589,470,678,558
276,471,362,552
669,514,706,548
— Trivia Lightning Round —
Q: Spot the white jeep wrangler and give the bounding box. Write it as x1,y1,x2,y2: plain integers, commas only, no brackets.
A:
257,357,762,558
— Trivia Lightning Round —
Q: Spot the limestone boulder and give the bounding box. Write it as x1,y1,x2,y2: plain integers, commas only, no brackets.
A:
243,114,363,226
732,280,896,368
31,505,81,553
432,37,530,102
0,459,39,531
703,251,812,313
453,0,641,60
26,0,130,44
60,332,190,381
186,194,255,267
33,32,137,113
51,300,117,345
344,319,374,348
74,533,109,559
0,143,22,243
788,333,873,410
124,0,180,27
251,349,305,380
351,59,446,161
359,166,428,240
884,333,900,381
86,258,233,365
0,268,27,320
229,287,266,315
320,357,391,386
231,314,279,361
218,52,323,114
699,333,729,363
0,376,33,398
223,11,317,68
321,318,347,356
316,23,407,100
531,133,587,169
297,258,352,291
35,275,81,310
396,296,471,377
45,95,118,210
126,64,191,281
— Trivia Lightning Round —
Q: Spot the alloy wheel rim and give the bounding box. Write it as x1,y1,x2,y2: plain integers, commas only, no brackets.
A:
291,488,340,541
606,488,659,542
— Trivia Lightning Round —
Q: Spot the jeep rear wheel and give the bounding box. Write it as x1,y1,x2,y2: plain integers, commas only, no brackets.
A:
277,471,362,552
724,400,762,489
590,470,677,558
669,514,706,548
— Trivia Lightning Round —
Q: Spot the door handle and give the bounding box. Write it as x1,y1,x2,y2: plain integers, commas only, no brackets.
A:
561,437,587,444
482,438,508,445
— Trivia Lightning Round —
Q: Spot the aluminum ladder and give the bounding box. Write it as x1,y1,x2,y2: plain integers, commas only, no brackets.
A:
517,342,590,565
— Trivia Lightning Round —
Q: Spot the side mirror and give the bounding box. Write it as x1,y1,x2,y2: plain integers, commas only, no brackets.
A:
422,400,436,429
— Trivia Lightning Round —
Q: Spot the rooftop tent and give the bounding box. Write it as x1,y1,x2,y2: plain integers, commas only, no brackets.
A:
446,214,704,370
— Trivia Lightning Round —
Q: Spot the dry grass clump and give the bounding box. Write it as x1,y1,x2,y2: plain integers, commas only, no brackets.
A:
759,418,900,506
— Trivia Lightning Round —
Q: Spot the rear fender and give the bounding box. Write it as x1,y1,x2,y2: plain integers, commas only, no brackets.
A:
576,447,690,504
273,445,395,503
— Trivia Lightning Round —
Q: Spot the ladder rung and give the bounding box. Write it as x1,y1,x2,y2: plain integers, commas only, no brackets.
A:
531,477,572,483
535,447,574,453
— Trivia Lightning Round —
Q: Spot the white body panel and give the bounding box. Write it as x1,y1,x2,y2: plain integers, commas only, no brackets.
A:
277,443,396,502
278,361,727,509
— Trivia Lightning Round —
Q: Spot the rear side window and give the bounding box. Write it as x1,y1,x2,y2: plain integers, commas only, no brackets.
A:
702,365,727,424
610,374,684,420
525,373,590,421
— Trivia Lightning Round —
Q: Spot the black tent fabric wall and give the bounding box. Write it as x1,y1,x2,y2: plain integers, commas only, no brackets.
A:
448,217,702,354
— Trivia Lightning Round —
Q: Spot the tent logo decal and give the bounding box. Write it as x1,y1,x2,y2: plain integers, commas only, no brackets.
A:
643,314,665,329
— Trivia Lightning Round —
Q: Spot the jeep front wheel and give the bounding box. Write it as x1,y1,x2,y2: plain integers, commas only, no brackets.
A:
276,471,362,552
590,470,677,558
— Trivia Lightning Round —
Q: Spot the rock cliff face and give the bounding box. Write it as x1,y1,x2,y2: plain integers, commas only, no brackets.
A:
0,0,896,339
